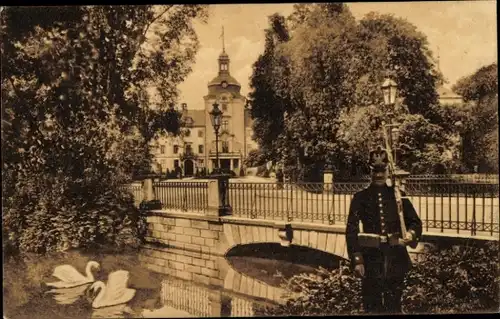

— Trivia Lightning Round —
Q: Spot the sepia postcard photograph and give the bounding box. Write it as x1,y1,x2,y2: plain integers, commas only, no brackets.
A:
2,1,498,318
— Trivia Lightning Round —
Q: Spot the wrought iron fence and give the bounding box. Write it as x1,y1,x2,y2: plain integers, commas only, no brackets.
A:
118,183,143,207
228,183,358,224
153,181,208,213
228,180,499,236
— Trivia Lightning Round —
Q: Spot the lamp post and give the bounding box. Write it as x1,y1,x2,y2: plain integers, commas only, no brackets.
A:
209,102,223,174
381,77,399,167
381,76,411,190
209,101,231,216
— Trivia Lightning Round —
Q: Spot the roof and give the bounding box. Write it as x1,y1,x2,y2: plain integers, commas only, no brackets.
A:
182,109,205,127
437,85,462,99
208,73,241,87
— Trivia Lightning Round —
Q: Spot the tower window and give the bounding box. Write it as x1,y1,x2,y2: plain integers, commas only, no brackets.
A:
220,63,228,71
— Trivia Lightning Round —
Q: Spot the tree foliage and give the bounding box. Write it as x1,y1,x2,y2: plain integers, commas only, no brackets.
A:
452,63,498,173
1,5,207,254
255,243,499,315
248,13,290,164
248,4,450,178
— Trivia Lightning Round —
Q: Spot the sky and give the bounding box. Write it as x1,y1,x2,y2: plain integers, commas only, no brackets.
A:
177,1,497,110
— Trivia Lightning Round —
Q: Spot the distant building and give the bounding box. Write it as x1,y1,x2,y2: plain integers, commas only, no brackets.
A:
151,45,258,176
438,85,464,106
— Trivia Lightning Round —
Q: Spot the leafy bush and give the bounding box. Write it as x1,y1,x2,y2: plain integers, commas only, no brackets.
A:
402,241,499,314
255,243,499,315
3,172,145,255
255,263,363,316
244,149,267,167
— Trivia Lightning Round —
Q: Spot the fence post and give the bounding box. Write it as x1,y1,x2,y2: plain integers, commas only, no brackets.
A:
207,175,232,217
323,165,333,193
143,177,155,202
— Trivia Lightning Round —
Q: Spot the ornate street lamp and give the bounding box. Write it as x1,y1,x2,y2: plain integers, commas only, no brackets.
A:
209,102,223,174
381,78,398,107
381,77,399,162
381,77,410,189
209,101,231,216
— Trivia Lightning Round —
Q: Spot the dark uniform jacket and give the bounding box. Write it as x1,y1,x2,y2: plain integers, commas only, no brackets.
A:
346,184,423,279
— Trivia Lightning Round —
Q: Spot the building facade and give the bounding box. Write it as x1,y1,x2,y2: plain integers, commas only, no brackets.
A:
151,47,258,176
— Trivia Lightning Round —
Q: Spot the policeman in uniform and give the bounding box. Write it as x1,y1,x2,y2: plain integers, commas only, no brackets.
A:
345,146,423,314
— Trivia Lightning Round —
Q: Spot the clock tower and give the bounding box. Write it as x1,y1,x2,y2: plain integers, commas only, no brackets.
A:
203,30,249,174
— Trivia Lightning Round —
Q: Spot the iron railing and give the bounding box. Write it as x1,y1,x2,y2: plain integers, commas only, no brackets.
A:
228,183,358,224
153,181,208,213
119,183,143,207
228,181,499,236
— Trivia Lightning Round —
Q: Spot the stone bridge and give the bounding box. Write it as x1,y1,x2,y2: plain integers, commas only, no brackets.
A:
139,178,497,298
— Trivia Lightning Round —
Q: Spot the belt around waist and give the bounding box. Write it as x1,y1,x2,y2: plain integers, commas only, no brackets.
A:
358,233,402,248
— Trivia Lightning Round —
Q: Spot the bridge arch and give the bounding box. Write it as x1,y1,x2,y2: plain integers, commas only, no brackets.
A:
220,222,349,261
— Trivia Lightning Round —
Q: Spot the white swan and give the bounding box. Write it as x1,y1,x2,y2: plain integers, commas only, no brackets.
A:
89,270,136,309
46,261,100,288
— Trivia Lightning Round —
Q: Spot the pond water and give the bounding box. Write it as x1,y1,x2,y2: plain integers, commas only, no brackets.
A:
3,245,340,318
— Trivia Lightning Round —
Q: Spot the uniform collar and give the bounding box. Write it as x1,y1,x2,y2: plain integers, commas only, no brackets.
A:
368,183,392,193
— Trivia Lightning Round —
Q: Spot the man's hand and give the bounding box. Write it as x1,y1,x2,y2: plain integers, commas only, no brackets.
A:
403,230,415,245
354,264,365,278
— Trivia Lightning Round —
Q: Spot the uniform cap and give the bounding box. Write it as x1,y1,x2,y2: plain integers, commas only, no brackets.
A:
369,146,389,172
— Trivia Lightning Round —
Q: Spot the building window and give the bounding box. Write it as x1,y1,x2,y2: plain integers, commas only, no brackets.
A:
199,159,204,166
222,119,229,132
160,145,165,154
173,145,179,154
222,103,228,111
185,129,191,137
220,63,228,71
174,160,179,168
222,141,229,153
186,144,192,154
198,145,204,154
198,130,203,138
233,159,239,169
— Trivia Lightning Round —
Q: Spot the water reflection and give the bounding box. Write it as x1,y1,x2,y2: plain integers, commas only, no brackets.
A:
4,244,331,319
45,284,91,305
90,304,133,319
156,276,262,317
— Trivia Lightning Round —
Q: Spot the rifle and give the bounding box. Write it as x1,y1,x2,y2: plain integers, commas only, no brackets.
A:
381,122,417,249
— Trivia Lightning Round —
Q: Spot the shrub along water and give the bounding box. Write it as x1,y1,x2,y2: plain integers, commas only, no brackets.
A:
255,242,499,315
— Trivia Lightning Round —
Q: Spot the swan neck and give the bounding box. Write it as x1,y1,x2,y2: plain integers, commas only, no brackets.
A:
86,262,95,281
93,281,106,307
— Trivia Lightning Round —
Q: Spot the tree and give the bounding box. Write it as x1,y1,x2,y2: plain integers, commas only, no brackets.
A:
1,5,208,254
247,13,290,164
275,4,360,181
452,63,498,173
248,4,446,179
354,13,442,120
335,104,460,175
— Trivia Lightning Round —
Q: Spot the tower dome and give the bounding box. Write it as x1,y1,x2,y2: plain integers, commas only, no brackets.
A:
207,27,241,95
